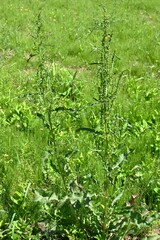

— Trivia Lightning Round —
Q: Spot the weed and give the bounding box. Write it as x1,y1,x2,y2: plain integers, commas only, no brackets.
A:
0,2,160,240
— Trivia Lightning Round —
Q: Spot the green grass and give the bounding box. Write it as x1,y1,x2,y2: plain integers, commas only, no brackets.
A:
0,1,160,239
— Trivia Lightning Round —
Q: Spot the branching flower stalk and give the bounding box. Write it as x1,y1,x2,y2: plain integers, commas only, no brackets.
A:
30,13,83,192
97,10,122,233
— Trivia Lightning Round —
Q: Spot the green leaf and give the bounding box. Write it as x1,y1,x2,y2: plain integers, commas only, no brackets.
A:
142,236,160,240
111,191,124,206
10,196,19,205
34,190,49,204
69,192,83,205
49,193,59,202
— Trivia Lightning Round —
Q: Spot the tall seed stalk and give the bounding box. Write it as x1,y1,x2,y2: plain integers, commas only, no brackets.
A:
96,10,122,232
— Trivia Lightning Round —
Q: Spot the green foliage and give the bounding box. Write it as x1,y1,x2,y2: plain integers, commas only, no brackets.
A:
0,2,160,239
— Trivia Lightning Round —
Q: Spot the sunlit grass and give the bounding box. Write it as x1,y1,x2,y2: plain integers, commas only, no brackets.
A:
0,1,160,239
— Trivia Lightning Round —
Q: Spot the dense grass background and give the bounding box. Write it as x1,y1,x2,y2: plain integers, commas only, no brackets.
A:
0,1,160,239
0,0,159,71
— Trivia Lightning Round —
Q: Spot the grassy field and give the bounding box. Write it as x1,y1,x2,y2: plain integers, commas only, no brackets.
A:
0,1,160,239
